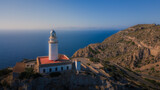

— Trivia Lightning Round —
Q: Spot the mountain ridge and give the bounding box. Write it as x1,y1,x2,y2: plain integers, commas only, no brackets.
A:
72,24,160,77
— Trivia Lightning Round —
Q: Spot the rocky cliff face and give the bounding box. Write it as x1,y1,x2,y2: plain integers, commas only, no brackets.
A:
72,24,160,76
1,71,140,90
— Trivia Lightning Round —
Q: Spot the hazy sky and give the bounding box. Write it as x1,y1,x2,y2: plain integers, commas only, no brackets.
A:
0,0,160,30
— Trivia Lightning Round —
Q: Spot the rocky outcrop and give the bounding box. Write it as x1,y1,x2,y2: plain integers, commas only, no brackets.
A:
0,71,141,90
72,24,160,76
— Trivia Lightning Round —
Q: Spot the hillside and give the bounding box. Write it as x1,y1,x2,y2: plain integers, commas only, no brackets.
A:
72,24,160,77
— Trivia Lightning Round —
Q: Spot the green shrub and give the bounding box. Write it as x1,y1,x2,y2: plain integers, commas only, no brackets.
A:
84,71,91,75
148,72,151,75
25,68,34,73
49,72,61,77
98,47,105,51
144,78,160,86
19,68,41,80
32,73,42,79
151,67,155,71
0,68,12,77
87,63,90,66
105,60,110,63
135,70,141,72
88,46,100,54
132,42,135,45
119,39,124,42
89,58,100,63
125,40,133,44
1,80,10,88
19,71,32,80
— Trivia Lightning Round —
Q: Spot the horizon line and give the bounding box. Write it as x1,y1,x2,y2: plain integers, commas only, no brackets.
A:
0,23,157,31
0,27,125,31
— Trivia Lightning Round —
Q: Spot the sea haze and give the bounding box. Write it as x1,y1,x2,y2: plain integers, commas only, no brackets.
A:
0,30,119,69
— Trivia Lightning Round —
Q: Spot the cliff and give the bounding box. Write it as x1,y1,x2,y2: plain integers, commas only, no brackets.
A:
72,24,160,77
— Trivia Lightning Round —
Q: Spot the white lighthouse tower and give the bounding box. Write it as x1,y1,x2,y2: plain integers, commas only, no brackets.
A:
48,30,58,60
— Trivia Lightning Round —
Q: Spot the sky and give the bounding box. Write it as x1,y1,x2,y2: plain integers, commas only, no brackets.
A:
0,0,160,30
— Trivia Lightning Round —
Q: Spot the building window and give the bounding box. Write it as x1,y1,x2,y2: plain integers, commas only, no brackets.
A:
55,67,57,71
61,67,63,71
49,68,52,72
43,69,45,73
67,66,69,70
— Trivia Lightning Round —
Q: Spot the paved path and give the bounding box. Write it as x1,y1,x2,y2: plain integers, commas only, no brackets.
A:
126,36,160,81
126,36,159,56
73,58,110,77
73,57,159,89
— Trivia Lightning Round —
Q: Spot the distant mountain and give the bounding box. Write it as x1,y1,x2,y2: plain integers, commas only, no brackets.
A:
72,24,160,77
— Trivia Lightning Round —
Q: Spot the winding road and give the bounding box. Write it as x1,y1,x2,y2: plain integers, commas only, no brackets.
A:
73,57,160,89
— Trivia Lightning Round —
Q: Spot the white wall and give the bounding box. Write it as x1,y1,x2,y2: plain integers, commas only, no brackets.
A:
39,64,72,73
75,61,81,71
49,43,58,60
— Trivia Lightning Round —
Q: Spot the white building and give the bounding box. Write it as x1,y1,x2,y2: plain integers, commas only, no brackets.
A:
37,29,80,74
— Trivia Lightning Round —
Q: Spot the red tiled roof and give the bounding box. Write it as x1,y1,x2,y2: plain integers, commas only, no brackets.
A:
38,54,70,65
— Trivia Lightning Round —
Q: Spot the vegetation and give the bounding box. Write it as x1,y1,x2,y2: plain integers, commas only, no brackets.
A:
125,67,132,72
119,39,124,42
84,71,91,75
125,67,140,76
151,67,155,72
103,64,125,81
32,73,42,79
87,63,90,66
144,78,160,86
73,24,160,79
102,60,110,65
132,42,135,45
135,70,141,72
89,57,100,63
0,68,12,77
49,72,61,77
1,80,10,88
88,46,100,54
19,68,42,80
98,47,105,51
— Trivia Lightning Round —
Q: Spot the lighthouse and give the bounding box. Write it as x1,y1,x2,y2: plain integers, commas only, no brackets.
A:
35,29,80,73
48,30,58,60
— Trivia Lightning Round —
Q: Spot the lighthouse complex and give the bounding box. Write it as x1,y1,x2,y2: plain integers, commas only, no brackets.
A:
13,29,81,76
36,30,80,73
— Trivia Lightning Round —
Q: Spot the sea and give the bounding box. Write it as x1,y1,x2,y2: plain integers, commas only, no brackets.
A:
0,30,119,69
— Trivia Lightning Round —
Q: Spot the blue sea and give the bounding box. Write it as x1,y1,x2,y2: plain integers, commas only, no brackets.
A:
0,30,119,69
